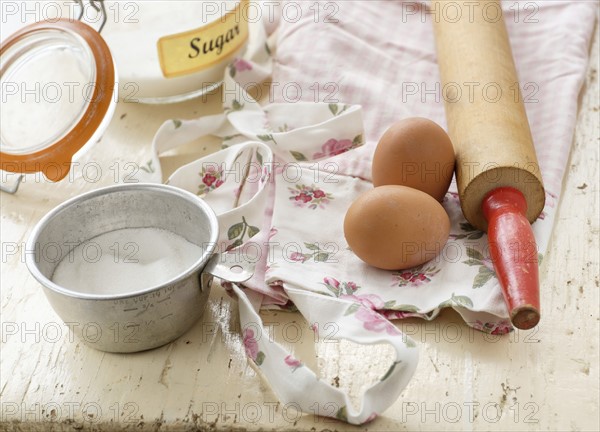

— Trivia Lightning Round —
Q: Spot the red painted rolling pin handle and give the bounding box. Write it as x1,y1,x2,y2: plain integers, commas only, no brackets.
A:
482,187,541,330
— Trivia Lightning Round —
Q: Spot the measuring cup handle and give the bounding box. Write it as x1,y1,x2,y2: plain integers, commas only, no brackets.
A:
203,253,254,283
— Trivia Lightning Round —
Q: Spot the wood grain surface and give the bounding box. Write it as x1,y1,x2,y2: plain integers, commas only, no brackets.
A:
1,20,598,432
432,0,545,231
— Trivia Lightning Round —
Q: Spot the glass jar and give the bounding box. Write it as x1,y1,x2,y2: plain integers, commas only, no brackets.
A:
102,0,248,103
0,0,250,188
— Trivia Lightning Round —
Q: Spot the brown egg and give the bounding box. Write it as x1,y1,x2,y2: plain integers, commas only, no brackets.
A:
344,185,450,270
372,117,455,201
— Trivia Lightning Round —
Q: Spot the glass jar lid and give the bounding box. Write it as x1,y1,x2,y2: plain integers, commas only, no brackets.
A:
1,18,116,182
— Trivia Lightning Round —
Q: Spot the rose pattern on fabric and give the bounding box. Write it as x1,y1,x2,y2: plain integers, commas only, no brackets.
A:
125,3,600,421
290,252,307,262
345,303,401,336
321,277,359,296
355,307,401,335
197,165,224,196
289,184,333,209
284,354,303,372
134,0,591,346
288,243,331,263
229,58,253,78
391,264,441,287
321,278,421,314
381,309,419,320
341,294,385,310
313,135,363,159
243,328,265,365
471,320,513,335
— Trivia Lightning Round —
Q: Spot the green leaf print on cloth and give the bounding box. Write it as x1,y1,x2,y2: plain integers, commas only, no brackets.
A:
226,217,260,251
463,247,496,289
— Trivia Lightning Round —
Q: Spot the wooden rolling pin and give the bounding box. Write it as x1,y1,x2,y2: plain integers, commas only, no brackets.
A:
432,0,545,329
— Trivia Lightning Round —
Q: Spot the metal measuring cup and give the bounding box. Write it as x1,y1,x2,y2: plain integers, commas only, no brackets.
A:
25,183,254,353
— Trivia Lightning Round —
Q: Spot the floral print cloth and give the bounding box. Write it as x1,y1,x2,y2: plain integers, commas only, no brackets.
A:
130,25,419,424
129,2,597,424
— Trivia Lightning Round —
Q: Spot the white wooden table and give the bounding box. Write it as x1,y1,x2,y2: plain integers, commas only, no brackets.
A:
1,21,598,432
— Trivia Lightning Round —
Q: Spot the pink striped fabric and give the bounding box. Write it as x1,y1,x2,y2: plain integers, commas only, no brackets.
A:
271,0,597,196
